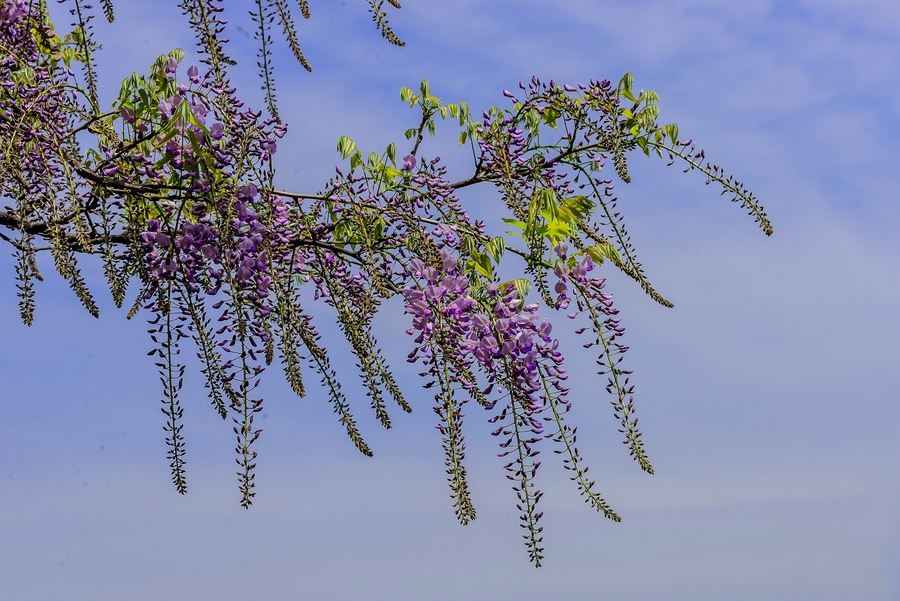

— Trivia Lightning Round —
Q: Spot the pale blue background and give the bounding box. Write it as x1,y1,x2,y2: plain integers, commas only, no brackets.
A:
1,1,898,599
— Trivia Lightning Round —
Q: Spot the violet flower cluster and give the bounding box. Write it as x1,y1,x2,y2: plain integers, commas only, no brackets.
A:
402,240,593,564
116,52,293,506
1,1,96,322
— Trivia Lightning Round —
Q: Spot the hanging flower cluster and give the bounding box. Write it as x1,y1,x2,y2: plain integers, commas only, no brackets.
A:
0,0,772,565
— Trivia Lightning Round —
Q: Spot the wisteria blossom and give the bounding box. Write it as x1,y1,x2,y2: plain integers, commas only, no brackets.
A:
0,0,771,565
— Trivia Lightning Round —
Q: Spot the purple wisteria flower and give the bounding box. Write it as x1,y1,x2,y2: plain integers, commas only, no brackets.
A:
186,64,201,84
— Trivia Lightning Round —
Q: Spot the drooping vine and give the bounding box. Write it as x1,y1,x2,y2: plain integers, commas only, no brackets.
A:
0,0,771,566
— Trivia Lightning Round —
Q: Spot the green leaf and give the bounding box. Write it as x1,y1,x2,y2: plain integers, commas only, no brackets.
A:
662,123,679,145
116,76,134,106
474,252,492,278
382,166,404,182
458,131,468,145
371,218,385,240
458,100,469,125
560,195,596,220
10,67,36,84
582,242,622,265
501,217,528,231
619,72,636,102
336,136,357,159
59,48,77,69
509,278,532,299
484,237,506,262
542,107,560,129
152,151,177,170
185,128,203,162
152,124,180,149
462,236,479,257
531,188,558,222
635,136,649,156
386,142,396,165
137,88,151,111
638,104,659,127
537,218,574,244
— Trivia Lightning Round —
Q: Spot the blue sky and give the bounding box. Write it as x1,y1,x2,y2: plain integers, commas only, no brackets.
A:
1,1,898,599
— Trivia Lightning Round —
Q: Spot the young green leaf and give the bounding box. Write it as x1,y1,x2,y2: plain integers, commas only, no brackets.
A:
337,136,357,159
